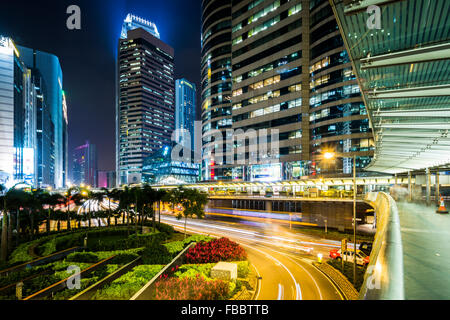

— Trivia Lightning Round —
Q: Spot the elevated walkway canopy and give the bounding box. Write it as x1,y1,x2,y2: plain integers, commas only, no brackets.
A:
330,0,450,174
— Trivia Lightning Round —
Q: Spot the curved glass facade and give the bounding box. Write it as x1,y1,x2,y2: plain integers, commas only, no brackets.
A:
308,0,374,175
201,0,374,182
201,0,234,181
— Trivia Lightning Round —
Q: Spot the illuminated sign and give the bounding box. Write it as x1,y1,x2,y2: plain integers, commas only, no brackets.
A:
22,148,35,185
250,163,282,182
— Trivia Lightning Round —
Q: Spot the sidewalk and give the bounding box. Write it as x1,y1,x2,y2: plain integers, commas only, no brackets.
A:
397,202,450,300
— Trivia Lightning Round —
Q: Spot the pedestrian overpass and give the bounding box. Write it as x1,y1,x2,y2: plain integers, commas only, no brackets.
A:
329,0,450,299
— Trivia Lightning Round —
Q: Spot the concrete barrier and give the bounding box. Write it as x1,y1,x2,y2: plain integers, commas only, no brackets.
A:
360,192,404,300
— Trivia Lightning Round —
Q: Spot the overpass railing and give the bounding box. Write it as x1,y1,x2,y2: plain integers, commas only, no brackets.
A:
360,192,404,300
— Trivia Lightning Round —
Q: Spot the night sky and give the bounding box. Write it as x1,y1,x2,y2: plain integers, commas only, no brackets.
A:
0,0,202,174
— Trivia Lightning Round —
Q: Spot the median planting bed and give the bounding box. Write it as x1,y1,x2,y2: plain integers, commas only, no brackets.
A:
154,238,255,300
1,225,257,300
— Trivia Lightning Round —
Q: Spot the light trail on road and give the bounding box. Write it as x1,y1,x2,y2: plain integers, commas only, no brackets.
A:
162,215,343,300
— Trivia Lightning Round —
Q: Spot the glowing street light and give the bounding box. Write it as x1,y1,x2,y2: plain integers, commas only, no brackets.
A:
323,152,336,160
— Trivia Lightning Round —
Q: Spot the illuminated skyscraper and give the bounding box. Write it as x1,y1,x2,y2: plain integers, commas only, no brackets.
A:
117,17,175,185
201,0,374,181
175,78,196,153
0,36,67,188
19,45,68,188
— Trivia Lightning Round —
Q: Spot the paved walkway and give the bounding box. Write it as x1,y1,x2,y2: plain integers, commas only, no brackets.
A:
397,202,450,300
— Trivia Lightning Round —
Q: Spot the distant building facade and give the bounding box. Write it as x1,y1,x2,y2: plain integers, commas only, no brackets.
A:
98,170,116,189
117,15,175,185
142,145,200,185
72,141,97,187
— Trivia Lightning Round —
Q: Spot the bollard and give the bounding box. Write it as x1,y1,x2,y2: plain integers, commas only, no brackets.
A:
16,282,23,300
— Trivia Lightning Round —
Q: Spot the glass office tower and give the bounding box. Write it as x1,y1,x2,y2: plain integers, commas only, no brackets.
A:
201,0,374,181
175,78,197,153
201,0,234,181
19,45,67,188
0,37,39,187
117,17,175,185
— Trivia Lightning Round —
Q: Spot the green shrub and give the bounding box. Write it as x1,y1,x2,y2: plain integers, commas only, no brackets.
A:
156,223,175,235
327,260,366,291
174,264,215,280
95,248,144,261
142,243,172,265
164,235,214,257
183,235,213,245
39,238,57,257
235,261,250,278
110,252,140,265
163,241,185,256
8,239,42,264
87,232,168,252
66,252,99,263
93,265,164,300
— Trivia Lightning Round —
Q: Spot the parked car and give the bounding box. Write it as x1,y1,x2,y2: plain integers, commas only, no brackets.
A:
359,242,373,256
329,249,370,266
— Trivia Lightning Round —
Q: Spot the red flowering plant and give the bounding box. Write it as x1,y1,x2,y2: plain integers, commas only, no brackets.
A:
185,238,247,264
155,275,229,300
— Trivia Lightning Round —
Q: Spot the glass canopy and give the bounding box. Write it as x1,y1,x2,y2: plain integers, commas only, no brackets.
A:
330,0,450,173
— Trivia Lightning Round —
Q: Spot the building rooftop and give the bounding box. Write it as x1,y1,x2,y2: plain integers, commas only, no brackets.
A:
121,13,160,40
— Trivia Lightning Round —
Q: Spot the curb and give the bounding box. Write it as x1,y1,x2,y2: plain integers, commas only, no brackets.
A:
312,262,348,300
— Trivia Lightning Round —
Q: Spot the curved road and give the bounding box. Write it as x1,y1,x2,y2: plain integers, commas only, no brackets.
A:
161,215,343,300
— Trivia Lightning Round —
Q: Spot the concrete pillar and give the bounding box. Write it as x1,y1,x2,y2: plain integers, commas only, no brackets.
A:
426,168,431,206
395,173,398,186
266,201,272,212
436,171,440,205
408,171,412,202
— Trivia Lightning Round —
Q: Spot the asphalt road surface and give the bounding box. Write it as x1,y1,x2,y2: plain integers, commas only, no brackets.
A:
161,215,344,300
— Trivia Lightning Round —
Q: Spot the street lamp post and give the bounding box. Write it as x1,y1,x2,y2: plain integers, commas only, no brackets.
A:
322,151,357,287
353,154,357,287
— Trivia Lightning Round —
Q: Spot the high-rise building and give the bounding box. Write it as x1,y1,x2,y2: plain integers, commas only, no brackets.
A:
201,0,233,181
72,141,97,187
18,45,68,188
98,170,116,189
0,36,67,189
117,15,175,185
0,36,35,186
201,0,374,181
175,78,196,153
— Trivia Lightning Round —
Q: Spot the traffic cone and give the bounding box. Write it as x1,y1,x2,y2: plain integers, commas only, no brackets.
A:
436,196,449,214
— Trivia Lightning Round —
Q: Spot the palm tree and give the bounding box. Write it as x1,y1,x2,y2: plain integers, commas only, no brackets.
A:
91,191,105,227
175,188,209,239
118,187,133,236
142,185,157,231
64,186,80,231
28,189,44,239
101,188,114,227
155,189,167,225
5,189,30,246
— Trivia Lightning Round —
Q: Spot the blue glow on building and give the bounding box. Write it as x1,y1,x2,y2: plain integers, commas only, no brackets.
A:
120,13,160,39
175,78,196,153
18,46,67,188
